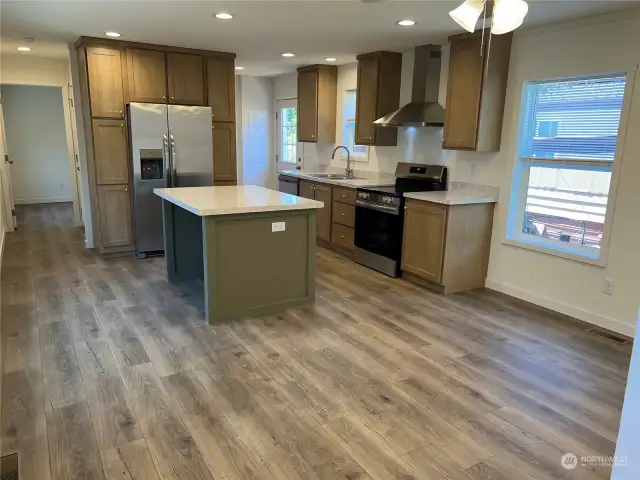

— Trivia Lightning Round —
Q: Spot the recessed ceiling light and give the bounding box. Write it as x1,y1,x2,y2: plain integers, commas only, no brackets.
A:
325,57,337,62
105,31,121,37
282,53,295,57
235,66,244,70
17,46,31,52
215,13,234,20
397,20,416,26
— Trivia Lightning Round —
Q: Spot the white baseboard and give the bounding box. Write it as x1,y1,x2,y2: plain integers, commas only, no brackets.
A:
15,197,73,205
485,278,636,338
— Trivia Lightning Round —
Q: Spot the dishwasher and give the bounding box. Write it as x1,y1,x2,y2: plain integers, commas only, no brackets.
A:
278,174,299,195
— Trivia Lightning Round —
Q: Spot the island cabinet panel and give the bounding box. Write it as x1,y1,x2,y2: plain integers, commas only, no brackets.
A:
92,119,129,185
98,185,133,248
206,58,236,122
401,199,495,294
126,48,168,103
297,65,337,143
86,47,125,118
443,31,512,152
212,122,237,184
355,51,402,146
167,53,204,105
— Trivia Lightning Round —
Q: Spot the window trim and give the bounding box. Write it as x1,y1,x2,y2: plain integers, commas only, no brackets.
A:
340,89,368,162
503,69,636,267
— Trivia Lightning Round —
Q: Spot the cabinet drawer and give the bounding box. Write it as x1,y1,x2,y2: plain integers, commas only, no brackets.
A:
332,201,355,228
333,187,356,205
406,199,447,217
331,223,355,251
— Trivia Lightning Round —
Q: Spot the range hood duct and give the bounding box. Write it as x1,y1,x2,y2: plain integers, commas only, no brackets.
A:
374,44,445,127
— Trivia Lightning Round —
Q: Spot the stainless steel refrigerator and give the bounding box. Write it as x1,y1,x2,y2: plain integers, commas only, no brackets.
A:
127,102,214,258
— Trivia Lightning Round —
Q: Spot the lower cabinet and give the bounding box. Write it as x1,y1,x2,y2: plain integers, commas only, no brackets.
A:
98,185,133,249
401,199,494,294
313,184,332,242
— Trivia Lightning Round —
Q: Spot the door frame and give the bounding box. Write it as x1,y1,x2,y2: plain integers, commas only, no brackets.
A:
0,102,16,232
275,98,302,173
0,82,83,228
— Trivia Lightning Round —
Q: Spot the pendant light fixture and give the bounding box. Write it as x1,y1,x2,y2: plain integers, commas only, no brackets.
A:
449,0,529,35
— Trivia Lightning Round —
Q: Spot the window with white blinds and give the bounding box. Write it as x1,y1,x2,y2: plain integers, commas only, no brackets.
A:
520,74,627,165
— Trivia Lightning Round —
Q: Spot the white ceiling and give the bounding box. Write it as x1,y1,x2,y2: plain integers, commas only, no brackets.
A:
1,0,636,76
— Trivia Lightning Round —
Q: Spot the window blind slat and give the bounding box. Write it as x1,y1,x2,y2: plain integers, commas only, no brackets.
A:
520,75,626,162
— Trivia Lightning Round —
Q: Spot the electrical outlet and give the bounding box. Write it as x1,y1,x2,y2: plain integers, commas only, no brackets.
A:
272,222,286,232
603,278,615,296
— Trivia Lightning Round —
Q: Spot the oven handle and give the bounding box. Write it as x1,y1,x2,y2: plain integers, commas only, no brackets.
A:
356,199,400,215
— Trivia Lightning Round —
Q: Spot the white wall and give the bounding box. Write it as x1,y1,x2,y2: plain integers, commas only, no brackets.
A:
1,85,72,204
272,9,640,335
237,75,275,188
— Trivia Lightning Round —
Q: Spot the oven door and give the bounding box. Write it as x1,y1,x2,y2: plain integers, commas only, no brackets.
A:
355,202,404,261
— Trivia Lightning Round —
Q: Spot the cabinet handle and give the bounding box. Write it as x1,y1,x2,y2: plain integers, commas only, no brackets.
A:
171,96,175,100
341,235,345,239
162,95,166,100
342,194,347,198
341,213,345,217
212,125,215,129
124,188,128,192
119,110,123,115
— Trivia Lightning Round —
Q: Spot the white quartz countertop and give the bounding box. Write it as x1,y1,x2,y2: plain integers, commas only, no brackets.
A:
404,189,498,206
279,170,395,188
154,185,324,216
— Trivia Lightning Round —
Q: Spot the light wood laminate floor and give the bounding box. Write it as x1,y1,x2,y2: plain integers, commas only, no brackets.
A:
1,203,632,480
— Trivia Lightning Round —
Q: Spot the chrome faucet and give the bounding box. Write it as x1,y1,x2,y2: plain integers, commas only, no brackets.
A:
331,145,353,179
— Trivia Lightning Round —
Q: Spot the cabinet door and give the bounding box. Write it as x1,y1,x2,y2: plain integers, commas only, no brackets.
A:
86,47,124,118
443,35,484,149
98,185,133,248
212,122,237,183
314,184,332,242
167,53,204,105
126,48,167,103
92,119,129,185
297,69,318,142
355,57,379,145
207,58,235,122
401,201,447,283
298,181,316,200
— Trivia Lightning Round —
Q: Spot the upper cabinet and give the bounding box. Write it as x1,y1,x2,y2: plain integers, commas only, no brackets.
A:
443,31,512,152
355,51,402,146
92,119,129,185
126,48,168,103
86,47,125,118
297,65,337,143
167,53,204,105
206,58,235,122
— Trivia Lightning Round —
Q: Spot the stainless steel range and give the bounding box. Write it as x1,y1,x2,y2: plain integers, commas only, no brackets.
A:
354,163,447,277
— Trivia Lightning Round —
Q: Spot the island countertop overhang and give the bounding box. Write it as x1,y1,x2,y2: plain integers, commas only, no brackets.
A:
154,185,324,216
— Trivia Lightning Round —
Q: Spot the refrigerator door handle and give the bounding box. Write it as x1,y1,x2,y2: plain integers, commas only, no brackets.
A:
163,133,171,187
169,132,176,188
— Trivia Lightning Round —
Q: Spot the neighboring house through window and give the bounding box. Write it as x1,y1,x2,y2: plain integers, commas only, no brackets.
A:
343,90,367,158
506,73,629,265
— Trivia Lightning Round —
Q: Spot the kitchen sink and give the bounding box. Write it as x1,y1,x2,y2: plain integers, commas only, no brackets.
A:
305,173,362,180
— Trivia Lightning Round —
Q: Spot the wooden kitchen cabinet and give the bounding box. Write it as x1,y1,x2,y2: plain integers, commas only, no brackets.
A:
92,119,129,185
297,65,337,143
212,122,237,184
443,31,512,152
126,48,168,103
402,199,495,294
314,184,332,242
207,58,236,122
355,51,402,146
86,47,125,118
98,185,133,248
167,53,204,105
297,181,333,242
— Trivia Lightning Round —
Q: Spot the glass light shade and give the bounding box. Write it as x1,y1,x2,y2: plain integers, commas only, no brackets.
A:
449,0,485,33
492,0,529,34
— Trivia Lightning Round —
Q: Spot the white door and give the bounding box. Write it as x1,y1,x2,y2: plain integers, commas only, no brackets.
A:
276,99,301,173
0,102,16,231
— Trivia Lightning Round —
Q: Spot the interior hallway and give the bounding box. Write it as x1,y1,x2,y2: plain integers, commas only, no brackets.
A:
0,203,633,480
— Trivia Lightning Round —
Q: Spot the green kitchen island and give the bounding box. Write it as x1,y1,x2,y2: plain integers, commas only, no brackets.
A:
154,185,323,323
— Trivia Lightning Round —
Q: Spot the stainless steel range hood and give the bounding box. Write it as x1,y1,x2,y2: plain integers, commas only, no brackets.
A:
374,44,445,128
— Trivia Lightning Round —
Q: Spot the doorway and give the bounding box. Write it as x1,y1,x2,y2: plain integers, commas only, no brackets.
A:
0,84,82,228
276,98,302,173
